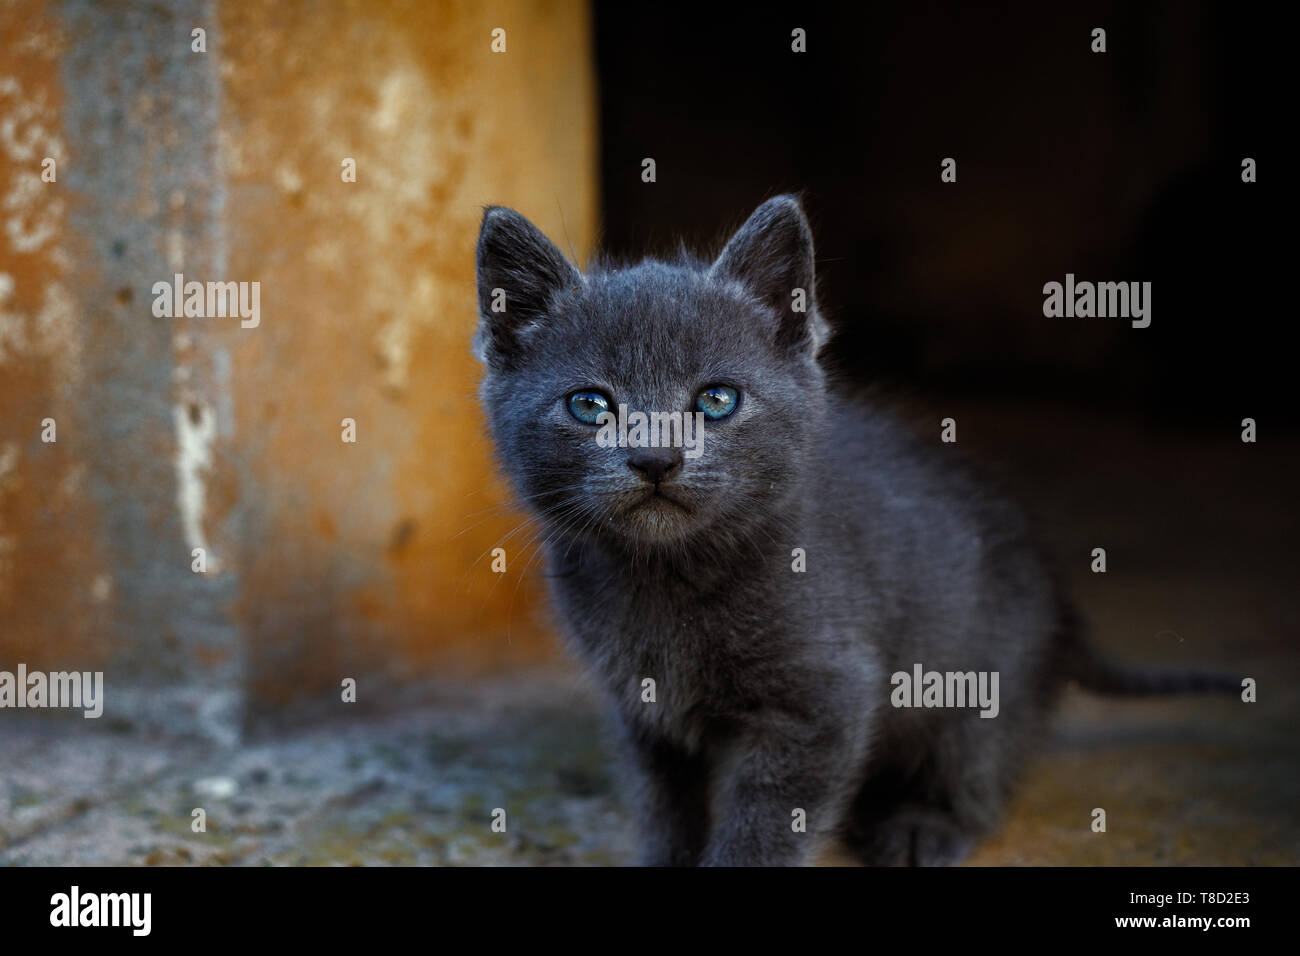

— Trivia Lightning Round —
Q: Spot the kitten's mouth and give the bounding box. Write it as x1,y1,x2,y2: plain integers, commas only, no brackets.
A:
627,488,691,515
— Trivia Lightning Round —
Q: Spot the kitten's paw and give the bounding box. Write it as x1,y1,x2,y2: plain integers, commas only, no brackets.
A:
907,818,974,867
846,808,976,867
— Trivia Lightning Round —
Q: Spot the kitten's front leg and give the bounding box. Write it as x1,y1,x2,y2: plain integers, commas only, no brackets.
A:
701,710,864,867
622,727,711,867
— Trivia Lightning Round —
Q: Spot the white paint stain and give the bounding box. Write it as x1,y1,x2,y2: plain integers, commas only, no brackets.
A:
57,462,85,500
357,62,445,394
165,229,185,271
0,272,21,362
374,69,413,134
34,279,77,375
0,442,18,486
0,73,75,374
375,314,411,392
0,76,67,255
274,165,303,196
173,399,219,573
4,169,60,252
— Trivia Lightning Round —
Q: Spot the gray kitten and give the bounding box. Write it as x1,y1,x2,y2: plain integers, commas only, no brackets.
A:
472,195,1235,866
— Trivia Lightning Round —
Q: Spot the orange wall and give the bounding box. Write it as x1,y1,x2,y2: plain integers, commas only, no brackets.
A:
0,0,597,731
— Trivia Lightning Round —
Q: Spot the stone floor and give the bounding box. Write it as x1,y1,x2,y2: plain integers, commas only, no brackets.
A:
2,403,1297,865
1,664,1295,866
1,673,635,866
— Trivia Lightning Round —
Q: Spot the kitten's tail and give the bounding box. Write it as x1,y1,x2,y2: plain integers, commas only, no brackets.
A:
1058,604,1239,697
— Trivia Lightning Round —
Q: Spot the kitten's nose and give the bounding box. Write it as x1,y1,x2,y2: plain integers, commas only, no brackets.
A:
627,448,682,485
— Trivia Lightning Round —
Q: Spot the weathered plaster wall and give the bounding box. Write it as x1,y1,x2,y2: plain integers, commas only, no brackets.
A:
0,2,116,684
0,0,597,737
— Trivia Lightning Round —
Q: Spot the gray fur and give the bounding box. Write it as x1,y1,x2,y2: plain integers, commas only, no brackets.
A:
473,196,1230,866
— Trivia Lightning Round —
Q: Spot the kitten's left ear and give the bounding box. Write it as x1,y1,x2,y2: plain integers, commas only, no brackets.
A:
710,195,827,357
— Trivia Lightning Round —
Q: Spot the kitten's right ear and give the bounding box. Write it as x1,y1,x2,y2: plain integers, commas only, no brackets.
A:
474,206,580,367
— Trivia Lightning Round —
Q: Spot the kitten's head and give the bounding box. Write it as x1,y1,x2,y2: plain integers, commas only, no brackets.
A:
473,195,830,554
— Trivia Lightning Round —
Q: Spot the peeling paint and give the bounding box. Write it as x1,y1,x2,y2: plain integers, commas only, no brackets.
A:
3,169,60,251
3,0,597,729
0,270,20,360
0,74,67,255
172,398,218,571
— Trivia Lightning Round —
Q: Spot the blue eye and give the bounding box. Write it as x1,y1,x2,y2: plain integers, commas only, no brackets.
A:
568,390,612,425
695,385,739,420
